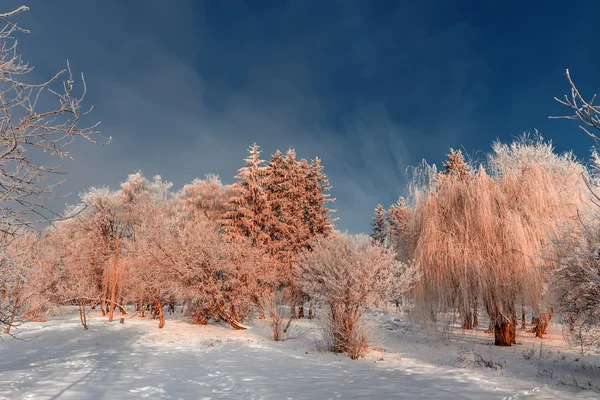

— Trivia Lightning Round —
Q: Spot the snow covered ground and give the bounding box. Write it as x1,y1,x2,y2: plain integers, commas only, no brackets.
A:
1,309,599,399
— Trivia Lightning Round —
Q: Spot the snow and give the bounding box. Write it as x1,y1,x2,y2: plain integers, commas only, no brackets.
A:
0,309,599,399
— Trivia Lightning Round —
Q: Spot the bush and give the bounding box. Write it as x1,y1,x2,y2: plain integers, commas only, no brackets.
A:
296,234,419,359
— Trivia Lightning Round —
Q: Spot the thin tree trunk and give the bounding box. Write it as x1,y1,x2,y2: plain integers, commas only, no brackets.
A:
3,280,21,334
298,304,304,319
473,298,478,328
108,233,120,323
157,299,164,329
463,309,473,330
78,299,88,330
139,299,145,317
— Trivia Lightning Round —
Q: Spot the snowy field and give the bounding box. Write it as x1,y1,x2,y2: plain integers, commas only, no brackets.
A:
1,309,599,399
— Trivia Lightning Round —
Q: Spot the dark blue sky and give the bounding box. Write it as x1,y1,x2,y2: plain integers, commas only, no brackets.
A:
7,1,600,233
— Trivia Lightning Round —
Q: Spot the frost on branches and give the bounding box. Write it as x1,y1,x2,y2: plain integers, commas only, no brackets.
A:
296,234,419,359
370,204,387,246
409,134,588,346
0,6,108,332
547,71,600,352
1,141,337,335
221,144,335,318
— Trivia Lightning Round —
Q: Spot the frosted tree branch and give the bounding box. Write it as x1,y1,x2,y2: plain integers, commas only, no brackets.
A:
550,69,600,144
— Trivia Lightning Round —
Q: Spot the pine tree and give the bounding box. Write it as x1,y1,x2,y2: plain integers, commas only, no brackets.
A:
304,157,334,237
221,144,271,247
262,149,308,276
371,204,387,245
442,149,472,180
387,197,411,261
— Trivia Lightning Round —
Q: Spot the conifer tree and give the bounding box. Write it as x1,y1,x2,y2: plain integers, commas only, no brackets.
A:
387,197,411,261
371,204,387,245
304,157,334,237
221,144,271,247
442,148,472,180
262,150,306,282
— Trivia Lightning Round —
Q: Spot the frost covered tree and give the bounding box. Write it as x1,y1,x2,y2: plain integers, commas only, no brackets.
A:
549,216,600,352
0,232,48,332
551,69,600,143
412,136,588,345
221,144,272,247
263,149,335,317
547,70,600,349
221,144,276,316
0,6,108,331
296,233,419,359
442,149,472,179
74,187,127,322
387,197,411,261
223,144,334,318
263,150,309,279
174,174,234,221
370,204,387,245
138,202,265,329
303,157,334,237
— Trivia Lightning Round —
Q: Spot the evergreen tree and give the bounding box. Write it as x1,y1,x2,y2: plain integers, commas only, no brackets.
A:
262,149,308,278
304,157,334,237
387,197,411,261
371,204,387,245
442,149,472,180
221,144,271,247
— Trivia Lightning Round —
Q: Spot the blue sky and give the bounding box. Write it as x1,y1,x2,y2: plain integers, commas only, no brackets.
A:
6,0,600,233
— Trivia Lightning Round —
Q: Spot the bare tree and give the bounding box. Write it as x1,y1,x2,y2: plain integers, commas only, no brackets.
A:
0,6,108,331
549,218,600,353
548,70,600,351
551,69,600,143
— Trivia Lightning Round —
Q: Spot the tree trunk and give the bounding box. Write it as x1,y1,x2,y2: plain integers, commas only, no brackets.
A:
3,280,21,334
494,314,517,346
157,299,164,329
78,299,88,330
213,305,247,330
430,309,437,322
108,233,120,323
521,306,527,329
308,303,313,319
463,310,473,330
494,319,512,346
298,304,304,319
532,313,551,339
3,308,17,334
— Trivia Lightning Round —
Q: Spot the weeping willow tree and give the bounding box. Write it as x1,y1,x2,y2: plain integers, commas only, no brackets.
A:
411,135,588,346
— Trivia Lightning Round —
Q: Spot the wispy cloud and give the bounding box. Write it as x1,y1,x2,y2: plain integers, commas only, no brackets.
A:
7,0,489,232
